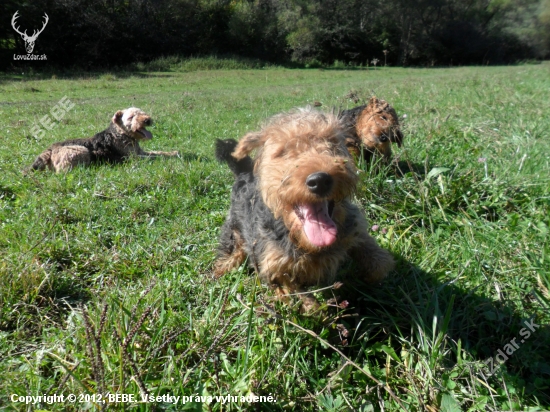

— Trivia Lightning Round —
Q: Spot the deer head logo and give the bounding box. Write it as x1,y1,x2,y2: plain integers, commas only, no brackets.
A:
11,11,49,54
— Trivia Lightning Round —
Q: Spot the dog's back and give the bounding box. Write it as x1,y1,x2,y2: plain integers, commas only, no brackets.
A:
29,127,130,171
339,105,366,129
215,139,254,176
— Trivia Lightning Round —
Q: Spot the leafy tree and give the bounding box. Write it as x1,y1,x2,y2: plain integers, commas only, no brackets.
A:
1,0,547,69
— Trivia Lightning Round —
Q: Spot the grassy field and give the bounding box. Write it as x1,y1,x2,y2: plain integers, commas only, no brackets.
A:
1,62,549,411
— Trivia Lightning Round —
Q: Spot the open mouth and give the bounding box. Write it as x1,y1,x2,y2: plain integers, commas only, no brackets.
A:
294,200,337,247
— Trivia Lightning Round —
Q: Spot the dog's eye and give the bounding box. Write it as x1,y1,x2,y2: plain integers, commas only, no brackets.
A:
380,134,388,142
380,115,388,121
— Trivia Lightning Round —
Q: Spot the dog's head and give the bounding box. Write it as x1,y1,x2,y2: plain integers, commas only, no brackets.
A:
112,108,153,140
355,97,403,160
232,108,358,252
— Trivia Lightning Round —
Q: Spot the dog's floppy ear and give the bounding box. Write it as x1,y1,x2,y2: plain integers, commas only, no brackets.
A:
112,110,124,124
232,131,266,160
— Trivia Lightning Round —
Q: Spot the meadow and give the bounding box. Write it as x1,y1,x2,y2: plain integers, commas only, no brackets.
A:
0,62,549,411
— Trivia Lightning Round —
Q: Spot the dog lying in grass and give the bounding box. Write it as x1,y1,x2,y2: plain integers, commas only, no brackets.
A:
339,97,403,163
214,108,395,311
28,107,178,172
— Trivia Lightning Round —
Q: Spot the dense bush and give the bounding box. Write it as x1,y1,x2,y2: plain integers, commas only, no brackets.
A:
1,0,549,69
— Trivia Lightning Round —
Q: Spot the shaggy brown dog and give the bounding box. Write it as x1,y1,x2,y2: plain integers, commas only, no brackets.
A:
214,108,395,311
29,107,178,172
339,97,403,163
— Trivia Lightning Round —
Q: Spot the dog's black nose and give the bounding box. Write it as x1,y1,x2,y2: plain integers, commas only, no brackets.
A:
306,172,333,196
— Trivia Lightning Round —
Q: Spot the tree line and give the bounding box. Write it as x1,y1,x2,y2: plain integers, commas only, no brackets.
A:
2,0,549,69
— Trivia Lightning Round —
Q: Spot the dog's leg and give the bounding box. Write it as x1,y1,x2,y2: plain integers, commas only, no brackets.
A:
140,150,179,158
51,145,91,173
213,224,247,277
348,232,395,283
262,250,321,312
271,279,320,313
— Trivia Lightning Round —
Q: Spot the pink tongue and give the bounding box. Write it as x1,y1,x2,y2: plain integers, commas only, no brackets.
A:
139,129,152,139
298,202,337,247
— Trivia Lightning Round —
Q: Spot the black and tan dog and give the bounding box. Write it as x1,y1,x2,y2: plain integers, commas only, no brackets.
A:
29,107,178,172
339,97,403,163
214,108,395,311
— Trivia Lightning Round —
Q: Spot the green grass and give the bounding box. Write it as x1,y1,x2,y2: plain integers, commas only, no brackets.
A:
1,63,549,411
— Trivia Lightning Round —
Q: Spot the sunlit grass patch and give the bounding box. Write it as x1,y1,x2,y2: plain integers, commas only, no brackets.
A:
1,63,549,410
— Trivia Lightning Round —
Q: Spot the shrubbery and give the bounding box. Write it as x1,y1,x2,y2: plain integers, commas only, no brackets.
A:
1,0,549,69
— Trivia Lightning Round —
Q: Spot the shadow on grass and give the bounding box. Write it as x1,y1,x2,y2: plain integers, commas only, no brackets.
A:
333,259,550,406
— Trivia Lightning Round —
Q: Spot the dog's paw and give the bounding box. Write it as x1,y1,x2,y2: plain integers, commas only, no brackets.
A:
299,294,321,314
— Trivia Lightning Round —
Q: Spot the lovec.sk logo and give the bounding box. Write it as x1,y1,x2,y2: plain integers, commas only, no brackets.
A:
12,10,48,60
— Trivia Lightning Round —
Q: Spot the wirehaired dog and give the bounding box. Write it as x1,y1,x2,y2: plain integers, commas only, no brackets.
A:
339,97,403,163
214,108,395,311
29,107,178,172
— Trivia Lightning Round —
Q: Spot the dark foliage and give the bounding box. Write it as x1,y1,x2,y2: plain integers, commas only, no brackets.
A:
1,0,548,69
